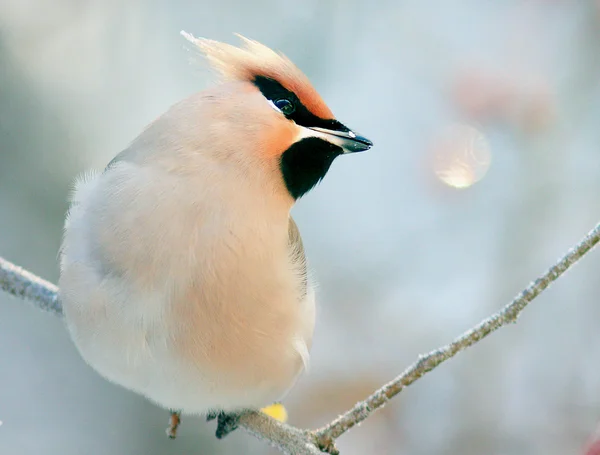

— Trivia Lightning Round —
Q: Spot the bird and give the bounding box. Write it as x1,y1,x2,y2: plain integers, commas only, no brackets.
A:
58,33,372,439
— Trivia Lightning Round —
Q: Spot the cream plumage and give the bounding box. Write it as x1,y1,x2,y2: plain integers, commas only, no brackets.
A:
59,33,371,437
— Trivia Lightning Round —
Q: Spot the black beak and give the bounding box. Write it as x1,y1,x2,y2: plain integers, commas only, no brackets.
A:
307,126,373,153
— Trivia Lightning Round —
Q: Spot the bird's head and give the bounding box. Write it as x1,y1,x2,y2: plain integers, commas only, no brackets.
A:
182,33,372,201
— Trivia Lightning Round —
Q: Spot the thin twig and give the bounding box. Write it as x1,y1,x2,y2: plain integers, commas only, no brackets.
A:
2,221,600,454
314,221,600,449
0,256,62,315
237,410,323,455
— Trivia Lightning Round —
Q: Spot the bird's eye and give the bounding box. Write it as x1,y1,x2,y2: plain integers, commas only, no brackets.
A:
274,99,295,116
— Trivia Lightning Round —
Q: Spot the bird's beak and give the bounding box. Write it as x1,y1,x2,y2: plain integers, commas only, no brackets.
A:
307,126,373,153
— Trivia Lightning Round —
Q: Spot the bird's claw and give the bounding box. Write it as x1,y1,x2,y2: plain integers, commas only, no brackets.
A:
166,410,182,439
207,411,240,439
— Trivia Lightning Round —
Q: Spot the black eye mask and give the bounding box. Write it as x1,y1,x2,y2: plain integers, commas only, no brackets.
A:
252,76,349,133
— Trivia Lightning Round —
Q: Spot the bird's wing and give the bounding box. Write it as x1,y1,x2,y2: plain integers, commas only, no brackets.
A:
104,146,138,172
288,217,308,299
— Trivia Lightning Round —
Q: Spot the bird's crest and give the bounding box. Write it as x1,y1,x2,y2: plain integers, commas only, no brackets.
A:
181,32,333,120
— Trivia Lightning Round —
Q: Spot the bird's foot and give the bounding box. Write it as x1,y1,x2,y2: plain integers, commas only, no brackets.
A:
166,409,182,439
206,410,241,439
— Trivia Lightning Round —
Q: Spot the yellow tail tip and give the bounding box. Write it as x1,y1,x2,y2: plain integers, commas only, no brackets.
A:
260,403,288,423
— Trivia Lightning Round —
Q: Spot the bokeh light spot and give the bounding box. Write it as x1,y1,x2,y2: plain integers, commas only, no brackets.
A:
431,124,492,189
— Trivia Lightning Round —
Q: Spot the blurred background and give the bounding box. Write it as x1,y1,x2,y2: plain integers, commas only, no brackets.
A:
1,0,600,454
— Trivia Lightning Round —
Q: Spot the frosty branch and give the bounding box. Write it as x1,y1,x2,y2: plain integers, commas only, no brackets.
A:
2,220,600,455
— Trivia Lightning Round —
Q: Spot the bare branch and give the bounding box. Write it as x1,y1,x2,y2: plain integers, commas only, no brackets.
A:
2,221,600,454
237,410,323,455
0,257,62,316
314,221,600,448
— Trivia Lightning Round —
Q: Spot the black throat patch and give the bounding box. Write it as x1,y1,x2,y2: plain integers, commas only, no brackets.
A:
253,76,347,199
280,137,343,199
